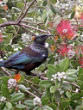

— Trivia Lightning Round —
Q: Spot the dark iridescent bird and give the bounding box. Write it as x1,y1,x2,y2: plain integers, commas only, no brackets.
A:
0,34,52,75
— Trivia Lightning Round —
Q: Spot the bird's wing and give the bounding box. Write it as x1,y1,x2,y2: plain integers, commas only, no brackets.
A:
4,47,45,67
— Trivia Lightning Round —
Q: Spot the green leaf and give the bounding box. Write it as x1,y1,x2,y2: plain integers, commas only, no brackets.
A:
42,105,53,110
18,84,27,92
50,86,56,93
0,18,5,24
41,96,50,105
70,11,75,19
50,4,56,14
66,69,77,81
16,104,26,109
11,92,24,102
39,80,52,88
16,2,24,9
47,64,56,73
47,64,57,78
58,58,70,72
49,0,57,4
1,77,9,97
66,91,71,98
33,106,42,110
78,68,83,81
3,107,9,110
1,76,9,84
72,90,83,100
43,1,47,6
6,102,13,110
60,98,70,109
24,100,34,107
49,103,56,110
47,58,70,78
77,80,83,90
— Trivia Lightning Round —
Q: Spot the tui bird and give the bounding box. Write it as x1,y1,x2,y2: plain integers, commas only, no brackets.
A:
0,34,52,75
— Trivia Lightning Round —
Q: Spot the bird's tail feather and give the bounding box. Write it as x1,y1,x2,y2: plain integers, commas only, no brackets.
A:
0,61,4,67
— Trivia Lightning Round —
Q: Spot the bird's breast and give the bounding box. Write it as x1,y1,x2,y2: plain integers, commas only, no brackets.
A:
30,44,48,57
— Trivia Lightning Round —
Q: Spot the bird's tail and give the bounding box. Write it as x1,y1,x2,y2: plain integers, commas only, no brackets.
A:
0,61,4,67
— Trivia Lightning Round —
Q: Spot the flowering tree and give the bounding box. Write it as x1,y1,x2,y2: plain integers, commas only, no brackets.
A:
0,0,83,110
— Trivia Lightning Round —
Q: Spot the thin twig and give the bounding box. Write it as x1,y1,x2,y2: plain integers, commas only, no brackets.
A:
17,0,27,22
25,89,38,97
24,79,39,86
22,26,36,36
27,72,48,80
19,23,49,33
0,21,18,28
64,81,80,89
1,67,12,76
10,26,20,44
17,0,37,23
30,85,42,96
0,21,49,33
0,0,37,28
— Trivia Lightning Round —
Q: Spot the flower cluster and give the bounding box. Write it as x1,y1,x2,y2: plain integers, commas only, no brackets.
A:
56,20,76,40
8,79,17,89
67,49,75,59
51,72,66,82
55,0,82,15
57,44,69,56
57,44,75,59
75,45,83,55
0,96,6,102
33,97,41,106
55,0,75,14
22,33,31,43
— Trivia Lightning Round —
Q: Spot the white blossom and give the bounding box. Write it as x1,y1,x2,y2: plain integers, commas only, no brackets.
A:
0,96,6,102
75,88,79,93
14,48,19,51
51,72,66,82
22,33,31,43
33,97,41,106
55,0,82,15
67,49,75,59
8,79,17,89
12,44,22,52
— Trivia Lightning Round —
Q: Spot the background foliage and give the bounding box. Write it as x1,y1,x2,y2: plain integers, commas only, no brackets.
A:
0,0,83,110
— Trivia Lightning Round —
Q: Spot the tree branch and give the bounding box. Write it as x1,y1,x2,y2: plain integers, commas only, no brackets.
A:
0,21,18,28
19,23,49,33
0,0,50,34
17,0,37,23
0,21,49,33
1,67,12,77
0,0,37,28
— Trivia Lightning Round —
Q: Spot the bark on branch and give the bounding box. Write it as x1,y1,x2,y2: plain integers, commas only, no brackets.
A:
0,21,18,28
0,0,49,33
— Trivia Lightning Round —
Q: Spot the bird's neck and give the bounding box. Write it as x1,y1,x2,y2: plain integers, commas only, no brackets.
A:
33,42,45,47
34,41,45,45
30,42,47,53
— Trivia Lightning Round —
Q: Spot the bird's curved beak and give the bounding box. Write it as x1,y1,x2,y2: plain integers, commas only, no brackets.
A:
32,36,36,41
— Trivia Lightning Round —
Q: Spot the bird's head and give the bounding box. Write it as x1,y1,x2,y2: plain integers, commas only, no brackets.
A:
32,34,52,45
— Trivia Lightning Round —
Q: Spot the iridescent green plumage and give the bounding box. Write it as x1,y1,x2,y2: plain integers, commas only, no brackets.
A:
0,34,52,74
